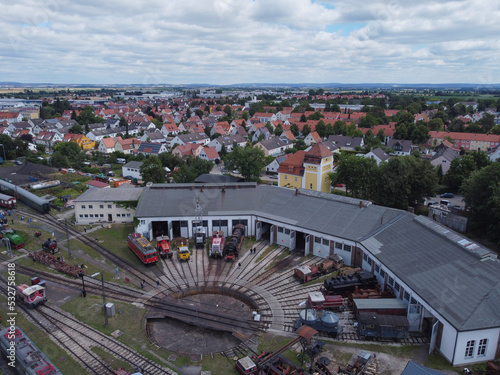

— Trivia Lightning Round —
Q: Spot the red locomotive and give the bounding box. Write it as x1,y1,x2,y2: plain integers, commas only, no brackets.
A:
223,224,245,261
209,230,224,258
17,277,47,308
156,235,172,258
127,233,158,264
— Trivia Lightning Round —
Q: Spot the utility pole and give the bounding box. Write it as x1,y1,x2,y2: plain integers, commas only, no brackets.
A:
64,218,71,258
101,273,108,327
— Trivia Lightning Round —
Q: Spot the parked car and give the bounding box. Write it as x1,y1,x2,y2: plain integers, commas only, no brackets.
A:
269,175,278,180
67,168,76,173
14,160,23,165
335,184,345,187
440,192,454,198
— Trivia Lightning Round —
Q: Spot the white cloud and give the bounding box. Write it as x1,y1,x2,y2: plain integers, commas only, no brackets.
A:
0,0,499,84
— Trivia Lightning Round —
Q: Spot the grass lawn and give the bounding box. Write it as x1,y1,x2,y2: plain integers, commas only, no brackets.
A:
255,244,279,263
0,297,87,374
61,296,178,372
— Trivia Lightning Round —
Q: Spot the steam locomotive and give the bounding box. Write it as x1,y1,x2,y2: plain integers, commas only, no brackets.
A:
223,224,245,261
322,270,378,296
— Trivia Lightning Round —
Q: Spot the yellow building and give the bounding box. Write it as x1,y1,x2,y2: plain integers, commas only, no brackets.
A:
278,143,333,193
63,133,96,150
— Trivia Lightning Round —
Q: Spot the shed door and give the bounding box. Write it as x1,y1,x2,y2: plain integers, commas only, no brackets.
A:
270,225,275,245
304,235,310,256
289,230,296,250
256,221,262,241
407,303,422,332
429,320,439,354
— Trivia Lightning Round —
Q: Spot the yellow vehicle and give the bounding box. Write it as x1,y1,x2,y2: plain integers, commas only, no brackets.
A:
177,244,190,261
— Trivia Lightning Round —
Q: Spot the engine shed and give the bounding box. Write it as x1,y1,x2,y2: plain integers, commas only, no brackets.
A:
134,182,500,367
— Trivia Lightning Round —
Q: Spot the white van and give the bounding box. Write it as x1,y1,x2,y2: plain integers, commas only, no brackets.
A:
116,158,126,164
67,168,76,173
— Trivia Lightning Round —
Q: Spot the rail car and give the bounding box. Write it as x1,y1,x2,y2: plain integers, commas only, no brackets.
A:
307,291,344,311
156,235,172,258
0,178,50,213
93,173,109,183
0,326,62,375
0,229,24,249
357,311,409,340
223,224,245,261
0,193,16,208
17,276,47,308
322,270,378,297
209,230,224,258
293,254,344,283
127,233,158,264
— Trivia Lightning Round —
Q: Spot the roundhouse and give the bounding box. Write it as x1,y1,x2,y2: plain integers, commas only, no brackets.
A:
135,182,500,366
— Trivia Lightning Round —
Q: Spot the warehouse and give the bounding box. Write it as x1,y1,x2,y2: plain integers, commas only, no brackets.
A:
135,182,500,366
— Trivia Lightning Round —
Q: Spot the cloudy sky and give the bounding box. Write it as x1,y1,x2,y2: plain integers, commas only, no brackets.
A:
1,0,499,85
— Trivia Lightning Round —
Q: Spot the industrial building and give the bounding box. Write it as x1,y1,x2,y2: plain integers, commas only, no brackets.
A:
134,182,500,366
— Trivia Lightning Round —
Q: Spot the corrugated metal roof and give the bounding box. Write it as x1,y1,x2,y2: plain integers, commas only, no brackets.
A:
75,187,143,202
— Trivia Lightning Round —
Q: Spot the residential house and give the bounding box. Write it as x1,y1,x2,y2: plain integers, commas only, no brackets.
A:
254,112,277,123
324,135,364,152
430,147,460,173
199,147,220,163
275,108,293,121
427,131,500,152
172,143,203,158
170,132,210,147
358,147,391,166
74,187,142,224
98,137,122,154
9,121,33,134
207,135,247,153
277,142,334,193
304,131,322,146
136,142,168,156
0,112,23,124
266,154,290,173
63,133,95,150
280,130,296,142
210,121,232,137
255,137,293,157
34,131,63,149
387,139,413,156
115,138,142,154
11,128,34,139
122,161,143,179
252,127,272,143
140,132,166,143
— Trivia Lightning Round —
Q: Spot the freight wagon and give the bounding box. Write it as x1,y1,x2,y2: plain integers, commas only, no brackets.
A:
352,298,408,318
357,312,409,340
127,233,158,264
307,291,344,311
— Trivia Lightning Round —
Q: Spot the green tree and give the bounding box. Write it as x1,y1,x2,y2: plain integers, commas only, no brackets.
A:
333,154,379,199
443,152,489,192
224,144,265,180
69,123,83,134
274,123,283,136
461,163,500,244
315,120,326,138
140,156,166,183
428,118,444,131
50,151,69,168
302,124,311,136
195,109,204,118
76,106,104,125
290,123,300,137
53,141,82,164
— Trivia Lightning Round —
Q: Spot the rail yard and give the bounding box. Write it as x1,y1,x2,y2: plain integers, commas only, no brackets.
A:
0,205,459,375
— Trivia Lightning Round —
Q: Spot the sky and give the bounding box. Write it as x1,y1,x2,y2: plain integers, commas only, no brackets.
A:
1,0,499,85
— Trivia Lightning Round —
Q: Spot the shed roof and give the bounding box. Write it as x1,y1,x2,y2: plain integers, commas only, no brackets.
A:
75,187,143,202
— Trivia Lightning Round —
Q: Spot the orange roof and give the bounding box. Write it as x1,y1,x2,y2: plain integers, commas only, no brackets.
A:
306,142,332,159
308,131,322,143
277,150,306,176
203,147,220,159
101,137,122,148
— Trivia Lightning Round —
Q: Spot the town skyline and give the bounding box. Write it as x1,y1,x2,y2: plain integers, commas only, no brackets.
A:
2,0,499,85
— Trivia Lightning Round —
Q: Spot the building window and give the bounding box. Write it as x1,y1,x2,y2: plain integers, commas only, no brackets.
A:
79,214,83,218
99,205,104,209
404,291,410,301
394,282,400,292
100,214,104,218
380,269,385,277
344,244,351,252
310,183,313,189
89,214,93,218
140,220,145,224
374,264,380,273
465,340,475,358
477,339,488,357
368,257,372,265
294,177,297,182
363,253,368,262
335,242,342,249
84,214,88,218
81,205,86,209
89,205,93,209
284,175,287,180
322,239,329,245
277,227,283,233
127,214,131,217
285,228,290,235
410,297,417,305
388,276,394,286
108,204,112,209
314,237,321,243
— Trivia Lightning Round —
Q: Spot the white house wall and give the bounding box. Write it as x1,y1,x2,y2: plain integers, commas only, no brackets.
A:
455,328,500,366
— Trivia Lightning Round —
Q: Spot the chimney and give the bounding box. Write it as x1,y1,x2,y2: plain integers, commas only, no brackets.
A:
359,201,363,209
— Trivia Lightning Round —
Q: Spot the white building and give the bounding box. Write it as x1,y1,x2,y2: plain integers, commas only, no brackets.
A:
122,161,143,180
74,186,143,224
